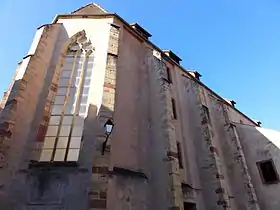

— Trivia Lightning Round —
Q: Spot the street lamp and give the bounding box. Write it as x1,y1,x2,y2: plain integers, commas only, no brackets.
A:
102,119,114,155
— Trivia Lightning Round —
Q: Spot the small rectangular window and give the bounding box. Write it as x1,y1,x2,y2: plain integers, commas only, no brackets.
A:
257,159,279,184
184,202,197,210
177,142,183,169
166,67,172,83
171,98,177,120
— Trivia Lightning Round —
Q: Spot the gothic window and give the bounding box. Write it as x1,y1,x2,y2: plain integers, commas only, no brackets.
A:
37,35,94,163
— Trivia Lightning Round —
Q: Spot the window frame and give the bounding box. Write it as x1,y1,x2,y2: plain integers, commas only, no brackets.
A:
171,98,177,120
177,142,183,169
257,159,280,185
166,67,172,83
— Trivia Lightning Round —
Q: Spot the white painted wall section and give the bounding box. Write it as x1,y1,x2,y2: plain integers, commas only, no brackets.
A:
28,26,45,55
57,18,113,112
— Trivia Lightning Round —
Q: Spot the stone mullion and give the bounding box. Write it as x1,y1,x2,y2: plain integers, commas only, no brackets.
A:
64,50,88,161
50,51,79,161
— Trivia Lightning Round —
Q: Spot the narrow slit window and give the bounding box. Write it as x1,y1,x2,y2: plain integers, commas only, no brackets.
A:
171,98,177,120
184,202,197,210
202,105,211,125
257,159,279,184
177,142,183,169
166,67,172,83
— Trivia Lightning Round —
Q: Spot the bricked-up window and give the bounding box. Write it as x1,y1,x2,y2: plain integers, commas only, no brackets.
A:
177,142,183,169
171,98,177,120
257,159,279,184
166,67,172,83
201,105,211,125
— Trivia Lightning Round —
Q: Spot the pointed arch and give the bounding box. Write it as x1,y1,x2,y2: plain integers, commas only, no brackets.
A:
32,30,95,163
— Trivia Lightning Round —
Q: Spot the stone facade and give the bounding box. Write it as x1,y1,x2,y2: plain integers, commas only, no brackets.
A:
0,3,279,210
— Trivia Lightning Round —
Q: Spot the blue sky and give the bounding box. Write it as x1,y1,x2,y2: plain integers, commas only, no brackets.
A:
0,0,279,130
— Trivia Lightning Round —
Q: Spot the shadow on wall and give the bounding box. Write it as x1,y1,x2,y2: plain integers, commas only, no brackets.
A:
80,103,114,166
12,103,114,210
235,123,280,210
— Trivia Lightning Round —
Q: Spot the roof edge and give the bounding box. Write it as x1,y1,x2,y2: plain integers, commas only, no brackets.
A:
51,13,259,127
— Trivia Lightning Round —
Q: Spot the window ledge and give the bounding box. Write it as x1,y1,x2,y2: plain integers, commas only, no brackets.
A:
28,161,79,168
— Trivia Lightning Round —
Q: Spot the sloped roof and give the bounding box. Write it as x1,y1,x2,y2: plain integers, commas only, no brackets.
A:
71,3,108,15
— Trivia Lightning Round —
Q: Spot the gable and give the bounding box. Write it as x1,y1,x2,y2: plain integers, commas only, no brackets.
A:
71,3,108,15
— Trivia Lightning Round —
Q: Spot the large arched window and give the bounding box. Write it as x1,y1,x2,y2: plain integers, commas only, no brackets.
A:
39,36,94,162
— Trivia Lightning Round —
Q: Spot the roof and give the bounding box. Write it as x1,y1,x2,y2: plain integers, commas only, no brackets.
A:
163,50,182,64
71,3,108,15
187,70,201,80
130,23,152,39
52,8,259,127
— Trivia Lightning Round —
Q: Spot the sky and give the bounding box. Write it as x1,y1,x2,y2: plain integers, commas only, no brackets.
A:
0,0,279,130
